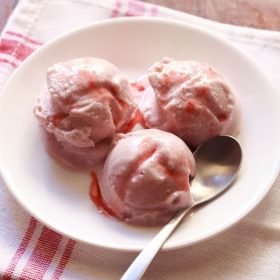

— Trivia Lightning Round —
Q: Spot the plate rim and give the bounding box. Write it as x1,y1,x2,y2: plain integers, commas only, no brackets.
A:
1,17,280,252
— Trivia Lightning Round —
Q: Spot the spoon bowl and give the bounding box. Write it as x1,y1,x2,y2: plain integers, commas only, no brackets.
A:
121,135,242,280
191,135,242,204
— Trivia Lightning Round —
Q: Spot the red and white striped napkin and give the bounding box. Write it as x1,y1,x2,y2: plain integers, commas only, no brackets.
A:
1,1,280,279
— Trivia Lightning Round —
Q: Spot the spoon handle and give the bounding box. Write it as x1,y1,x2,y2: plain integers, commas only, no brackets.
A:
121,205,194,280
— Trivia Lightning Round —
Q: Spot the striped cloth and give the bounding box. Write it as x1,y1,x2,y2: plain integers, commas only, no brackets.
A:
1,1,280,279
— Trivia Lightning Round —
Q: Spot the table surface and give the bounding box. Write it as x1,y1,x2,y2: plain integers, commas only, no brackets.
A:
143,0,280,30
1,0,280,31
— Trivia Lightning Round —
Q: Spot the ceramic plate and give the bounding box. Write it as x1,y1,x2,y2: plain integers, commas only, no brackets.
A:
1,18,280,251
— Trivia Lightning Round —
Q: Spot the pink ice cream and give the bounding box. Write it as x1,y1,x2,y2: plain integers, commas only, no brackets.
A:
34,57,136,169
139,57,240,149
100,129,195,226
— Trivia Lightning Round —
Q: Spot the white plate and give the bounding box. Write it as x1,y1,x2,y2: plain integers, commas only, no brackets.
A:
1,18,280,252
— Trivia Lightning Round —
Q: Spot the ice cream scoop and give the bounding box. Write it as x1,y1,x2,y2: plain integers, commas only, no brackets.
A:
139,57,240,149
34,57,136,169
100,129,195,226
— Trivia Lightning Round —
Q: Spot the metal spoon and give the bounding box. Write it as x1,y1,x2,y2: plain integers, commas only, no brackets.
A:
121,135,242,280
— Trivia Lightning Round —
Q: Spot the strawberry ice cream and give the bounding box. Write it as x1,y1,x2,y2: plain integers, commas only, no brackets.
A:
34,57,135,169
139,57,240,149
34,56,241,227
100,129,195,226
